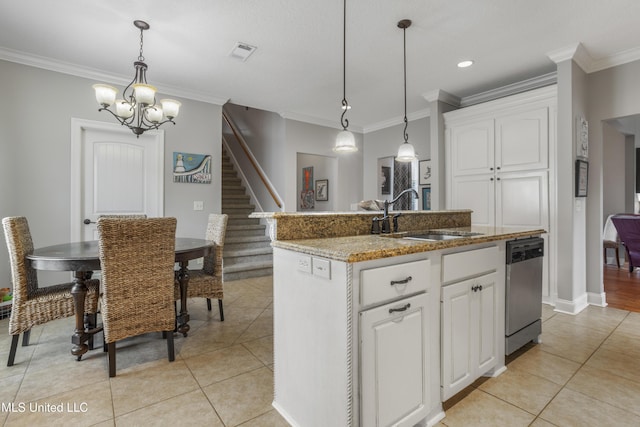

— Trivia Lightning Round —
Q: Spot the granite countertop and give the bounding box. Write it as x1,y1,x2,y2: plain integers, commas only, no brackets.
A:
271,225,546,263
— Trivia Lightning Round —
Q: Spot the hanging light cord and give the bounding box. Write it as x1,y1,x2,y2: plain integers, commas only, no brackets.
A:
340,0,350,130
402,23,409,143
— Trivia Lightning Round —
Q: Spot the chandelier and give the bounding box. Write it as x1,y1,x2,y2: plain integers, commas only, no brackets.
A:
92,20,181,137
333,0,357,152
396,19,417,162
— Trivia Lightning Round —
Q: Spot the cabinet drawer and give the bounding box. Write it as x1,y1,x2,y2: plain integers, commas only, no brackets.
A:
360,259,430,306
442,246,498,284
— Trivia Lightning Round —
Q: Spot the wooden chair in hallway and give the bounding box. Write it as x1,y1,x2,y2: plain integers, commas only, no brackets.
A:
2,216,100,366
603,214,621,268
174,214,228,321
97,217,177,377
611,214,640,273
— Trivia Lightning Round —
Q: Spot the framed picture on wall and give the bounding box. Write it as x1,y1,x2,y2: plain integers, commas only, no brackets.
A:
315,179,328,201
381,166,391,195
419,160,432,185
422,186,431,210
575,159,588,197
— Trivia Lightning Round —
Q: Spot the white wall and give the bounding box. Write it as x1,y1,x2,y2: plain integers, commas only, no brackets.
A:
0,59,222,286
362,117,430,202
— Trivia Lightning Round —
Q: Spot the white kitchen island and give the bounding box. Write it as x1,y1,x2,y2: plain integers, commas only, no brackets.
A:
256,211,544,427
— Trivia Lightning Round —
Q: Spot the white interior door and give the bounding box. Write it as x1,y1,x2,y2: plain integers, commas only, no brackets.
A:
70,119,164,242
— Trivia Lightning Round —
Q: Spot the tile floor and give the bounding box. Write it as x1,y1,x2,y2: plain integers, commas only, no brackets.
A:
0,276,639,426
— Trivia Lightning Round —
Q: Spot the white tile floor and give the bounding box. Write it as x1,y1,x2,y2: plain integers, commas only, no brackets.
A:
1,276,639,426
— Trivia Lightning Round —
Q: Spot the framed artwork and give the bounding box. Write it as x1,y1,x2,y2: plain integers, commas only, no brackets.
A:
315,179,328,201
422,186,431,210
575,159,588,197
173,152,212,184
419,160,432,185
576,116,589,159
300,166,314,209
381,166,391,195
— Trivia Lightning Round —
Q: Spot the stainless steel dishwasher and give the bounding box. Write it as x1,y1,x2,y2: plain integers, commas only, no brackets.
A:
505,237,544,355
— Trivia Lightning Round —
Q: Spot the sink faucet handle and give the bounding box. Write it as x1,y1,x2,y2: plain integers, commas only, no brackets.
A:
371,217,381,234
392,213,402,233
381,216,391,234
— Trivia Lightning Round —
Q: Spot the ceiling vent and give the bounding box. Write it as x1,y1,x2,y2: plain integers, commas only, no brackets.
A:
229,42,257,61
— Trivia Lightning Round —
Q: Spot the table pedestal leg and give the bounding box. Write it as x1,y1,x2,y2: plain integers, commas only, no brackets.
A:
70,271,92,360
177,261,191,337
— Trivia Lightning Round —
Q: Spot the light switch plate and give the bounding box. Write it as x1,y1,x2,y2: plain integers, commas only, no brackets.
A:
193,201,204,211
312,258,331,279
297,256,312,274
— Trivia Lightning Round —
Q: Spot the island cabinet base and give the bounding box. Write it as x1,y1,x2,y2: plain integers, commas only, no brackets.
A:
272,247,443,427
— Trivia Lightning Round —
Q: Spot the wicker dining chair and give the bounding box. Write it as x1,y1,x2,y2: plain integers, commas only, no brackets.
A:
2,216,100,367
174,214,228,320
97,217,177,377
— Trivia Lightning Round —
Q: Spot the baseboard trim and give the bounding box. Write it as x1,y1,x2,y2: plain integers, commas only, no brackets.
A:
587,291,607,307
554,294,589,315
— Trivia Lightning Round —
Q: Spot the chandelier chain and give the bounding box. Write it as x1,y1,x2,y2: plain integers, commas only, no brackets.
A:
138,27,145,62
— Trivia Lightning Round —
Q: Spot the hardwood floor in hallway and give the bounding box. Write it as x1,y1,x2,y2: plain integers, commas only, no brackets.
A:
604,262,640,312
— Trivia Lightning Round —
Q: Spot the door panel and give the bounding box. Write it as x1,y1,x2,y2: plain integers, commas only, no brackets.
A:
449,120,494,176
495,107,548,172
70,119,164,242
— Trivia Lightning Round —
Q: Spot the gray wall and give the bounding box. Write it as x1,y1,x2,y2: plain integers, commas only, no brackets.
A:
284,119,363,212
602,122,627,220
587,59,640,300
0,59,222,286
362,117,430,202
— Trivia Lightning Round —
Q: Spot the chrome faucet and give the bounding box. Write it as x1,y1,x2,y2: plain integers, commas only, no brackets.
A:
375,188,418,233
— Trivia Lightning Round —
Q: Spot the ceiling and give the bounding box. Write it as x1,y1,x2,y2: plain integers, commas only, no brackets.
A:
2,0,640,132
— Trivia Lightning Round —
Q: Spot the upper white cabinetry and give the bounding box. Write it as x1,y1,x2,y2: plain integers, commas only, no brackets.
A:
445,87,555,230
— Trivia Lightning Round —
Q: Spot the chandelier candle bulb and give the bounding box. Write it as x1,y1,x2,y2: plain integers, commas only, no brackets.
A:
115,100,134,118
144,106,163,123
132,83,156,106
93,84,117,107
160,99,181,119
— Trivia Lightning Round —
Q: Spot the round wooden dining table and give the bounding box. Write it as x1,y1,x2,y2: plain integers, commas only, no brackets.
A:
26,238,215,360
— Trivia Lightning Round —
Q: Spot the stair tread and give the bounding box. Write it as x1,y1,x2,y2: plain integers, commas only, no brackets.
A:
224,260,273,273
226,235,271,243
225,247,273,257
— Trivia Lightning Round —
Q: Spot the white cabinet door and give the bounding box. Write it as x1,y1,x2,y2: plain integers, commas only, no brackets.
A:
441,280,472,400
450,174,495,227
475,273,498,375
496,170,549,229
495,107,548,173
360,292,430,427
441,272,498,401
449,119,495,176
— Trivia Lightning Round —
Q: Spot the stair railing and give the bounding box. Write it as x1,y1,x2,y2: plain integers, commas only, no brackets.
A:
222,109,283,210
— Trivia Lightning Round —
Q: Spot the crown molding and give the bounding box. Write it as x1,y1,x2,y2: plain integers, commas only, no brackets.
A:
422,89,460,107
279,111,364,133
546,42,640,74
362,108,430,134
459,72,557,108
0,47,228,106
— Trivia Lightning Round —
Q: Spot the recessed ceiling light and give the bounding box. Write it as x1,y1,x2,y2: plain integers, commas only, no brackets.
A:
229,42,257,62
457,60,474,68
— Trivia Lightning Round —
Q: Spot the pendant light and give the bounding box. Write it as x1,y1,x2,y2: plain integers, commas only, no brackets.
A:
334,0,358,152
396,19,416,162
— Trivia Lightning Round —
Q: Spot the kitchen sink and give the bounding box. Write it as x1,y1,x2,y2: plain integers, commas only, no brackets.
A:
402,231,484,242
403,233,464,241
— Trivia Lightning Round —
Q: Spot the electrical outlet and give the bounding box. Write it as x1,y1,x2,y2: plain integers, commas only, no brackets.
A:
313,258,331,279
193,201,204,211
297,256,312,273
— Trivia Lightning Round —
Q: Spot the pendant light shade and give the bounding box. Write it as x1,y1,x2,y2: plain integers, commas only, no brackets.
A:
333,0,358,153
396,19,416,162
335,129,357,152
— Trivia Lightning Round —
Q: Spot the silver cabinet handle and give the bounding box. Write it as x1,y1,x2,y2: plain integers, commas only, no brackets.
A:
390,276,412,286
389,303,411,314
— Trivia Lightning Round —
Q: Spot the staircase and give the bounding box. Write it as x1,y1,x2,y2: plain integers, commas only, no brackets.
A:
221,148,273,281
